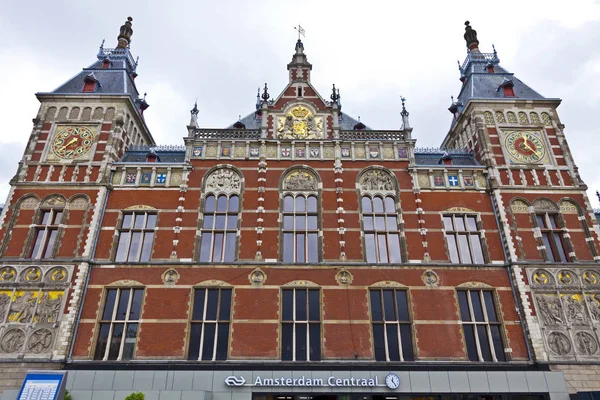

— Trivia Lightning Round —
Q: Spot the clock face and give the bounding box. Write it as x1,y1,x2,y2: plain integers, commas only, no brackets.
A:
504,130,546,164
52,126,96,159
385,373,400,389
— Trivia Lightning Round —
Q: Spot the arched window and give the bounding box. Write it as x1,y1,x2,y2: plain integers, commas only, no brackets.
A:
199,168,242,262
358,169,403,263
533,199,570,262
281,169,320,263
30,195,66,259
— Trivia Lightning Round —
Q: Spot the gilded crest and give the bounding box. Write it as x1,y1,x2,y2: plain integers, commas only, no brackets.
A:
277,106,323,139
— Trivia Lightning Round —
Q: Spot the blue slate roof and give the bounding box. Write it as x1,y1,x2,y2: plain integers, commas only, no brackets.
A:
414,150,480,167
226,111,369,130
120,147,186,163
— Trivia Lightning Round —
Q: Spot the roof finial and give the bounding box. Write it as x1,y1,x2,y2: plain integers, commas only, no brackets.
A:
261,83,270,103
358,116,361,122
190,99,199,127
294,25,305,54
464,21,479,52
255,87,261,110
596,190,600,204
451,95,455,103
400,96,410,130
117,16,134,49
492,43,498,59
100,39,105,50
330,84,339,102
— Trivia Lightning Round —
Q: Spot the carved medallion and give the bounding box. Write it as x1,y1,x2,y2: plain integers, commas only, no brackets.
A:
575,332,598,355
547,331,571,355
583,271,600,286
28,328,53,354
162,269,180,286
277,106,323,139
45,267,68,283
422,270,439,287
0,328,25,353
532,269,553,286
558,270,575,285
249,268,266,286
0,267,16,282
335,269,353,286
360,170,394,192
283,171,317,191
205,169,241,194
20,267,41,282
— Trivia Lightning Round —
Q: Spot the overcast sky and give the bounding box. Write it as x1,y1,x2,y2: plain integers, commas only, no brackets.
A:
0,0,599,209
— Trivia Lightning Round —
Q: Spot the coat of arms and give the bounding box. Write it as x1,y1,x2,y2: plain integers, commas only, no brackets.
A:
250,147,259,157
296,148,305,158
277,106,323,139
281,147,291,157
341,148,350,158
310,148,320,158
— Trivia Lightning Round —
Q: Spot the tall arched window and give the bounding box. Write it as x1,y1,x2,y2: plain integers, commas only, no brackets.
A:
281,169,320,263
533,199,571,262
199,168,242,262
29,195,66,259
358,169,404,263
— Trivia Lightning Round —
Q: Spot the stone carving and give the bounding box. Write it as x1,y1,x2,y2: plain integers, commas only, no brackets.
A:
0,328,25,353
0,267,16,282
507,112,517,124
510,200,529,214
575,332,598,355
533,199,558,212
8,292,36,323
530,112,541,125
371,281,404,288
249,268,266,286
563,296,586,324
28,328,53,354
45,267,68,283
277,106,323,139
587,296,600,321
205,169,241,194
360,170,394,191
195,280,230,287
19,197,40,210
445,207,474,213
124,205,157,211
583,271,600,286
335,269,353,286
541,112,552,126
495,111,506,124
162,269,180,286
559,201,579,215
35,292,63,323
41,195,65,207
518,112,529,125
537,295,563,325
422,270,439,287
558,270,575,285
483,111,494,125
0,293,10,321
283,171,317,191
282,280,319,287
532,269,553,286
69,197,88,210
547,331,571,355
20,267,41,282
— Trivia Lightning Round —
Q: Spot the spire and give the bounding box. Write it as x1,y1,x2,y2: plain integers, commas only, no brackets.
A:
464,21,479,52
330,84,339,102
255,87,261,110
287,27,312,83
400,96,410,130
337,88,341,111
261,83,270,104
190,100,199,127
117,17,134,49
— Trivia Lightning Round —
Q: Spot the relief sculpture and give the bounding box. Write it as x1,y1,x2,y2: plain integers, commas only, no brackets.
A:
8,292,36,323
36,293,63,324
0,328,25,353
537,295,563,325
205,169,241,194
360,170,394,191
284,171,317,191
587,296,600,321
0,293,10,321
28,328,53,354
575,332,598,355
277,106,323,139
547,331,571,355
563,296,586,324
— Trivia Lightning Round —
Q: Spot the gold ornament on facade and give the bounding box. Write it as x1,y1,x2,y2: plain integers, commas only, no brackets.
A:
558,270,575,285
21,267,42,282
507,112,517,124
583,271,600,286
541,112,552,126
46,267,68,283
495,111,506,124
530,112,541,125
532,269,552,285
0,267,16,282
277,106,323,139
483,111,494,125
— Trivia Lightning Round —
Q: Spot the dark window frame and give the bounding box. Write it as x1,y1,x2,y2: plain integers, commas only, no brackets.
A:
443,214,487,264
369,288,414,361
280,287,322,361
114,211,157,262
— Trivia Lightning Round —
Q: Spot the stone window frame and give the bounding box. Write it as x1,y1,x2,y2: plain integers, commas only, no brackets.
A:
278,166,323,264
111,208,159,263
23,195,68,260
559,198,599,261
531,198,576,263
455,286,508,362
195,165,244,262
186,285,233,361
356,167,407,264
440,211,490,265
279,283,322,362
93,285,145,361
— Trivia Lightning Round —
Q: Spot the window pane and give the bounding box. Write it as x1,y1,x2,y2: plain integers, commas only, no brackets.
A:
296,289,307,321
229,195,239,212
226,215,237,229
396,291,409,321
309,323,321,361
308,290,320,321
42,230,57,258
199,234,212,262
386,324,400,361
372,324,386,361
127,232,141,261
470,234,484,264
470,291,484,322
388,234,401,263
553,233,568,262
40,211,51,225
94,323,110,360
140,232,153,262
192,289,206,320
295,324,307,361
363,216,374,230
129,289,144,320
102,290,118,320
365,234,376,263
307,196,317,212
203,215,214,229
281,323,293,360
542,233,555,261
201,323,216,360
373,197,384,212
146,214,157,229
217,195,227,212
206,289,219,320
107,323,124,360
295,196,305,212
490,325,505,361
122,214,133,229
53,211,63,224
386,216,397,230
383,290,396,321
447,235,459,263
307,216,318,230
284,215,294,230
536,215,546,228
205,195,215,212
223,233,236,262
549,215,559,229
31,230,45,259
370,290,383,322
284,196,294,212
216,323,229,360
362,196,372,213
122,323,138,360
443,216,453,231
384,197,395,213
134,214,145,229
457,291,471,322
282,290,293,321
400,324,414,361
458,235,472,264
454,217,466,231
467,217,477,231
212,233,224,262
377,234,389,263
307,234,318,263
219,289,232,321
477,325,493,361
296,234,305,263
463,325,478,361
215,215,226,229
188,323,202,360
115,290,130,321
296,215,306,230
480,292,497,322
375,217,385,230
283,233,294,263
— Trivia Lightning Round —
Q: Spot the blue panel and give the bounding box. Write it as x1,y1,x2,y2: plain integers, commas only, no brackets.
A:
18,371,67,400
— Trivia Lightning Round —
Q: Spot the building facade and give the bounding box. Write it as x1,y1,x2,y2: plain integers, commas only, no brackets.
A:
0,18,598,400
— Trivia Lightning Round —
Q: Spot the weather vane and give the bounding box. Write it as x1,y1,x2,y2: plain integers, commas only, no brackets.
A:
294,24,305,40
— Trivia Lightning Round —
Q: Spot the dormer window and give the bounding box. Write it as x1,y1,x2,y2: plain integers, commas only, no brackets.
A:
485,63,494,73
498,79,515,97
146,153,159,163
82,73,99,93
102,59,110,69
354,121,366,131
233,121,246,129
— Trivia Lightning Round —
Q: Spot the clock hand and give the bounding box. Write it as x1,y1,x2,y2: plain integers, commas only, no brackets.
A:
57,138,78,152
519,134,535,152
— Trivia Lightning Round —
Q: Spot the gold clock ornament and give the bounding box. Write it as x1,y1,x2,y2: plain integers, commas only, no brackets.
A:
52,126,96,159
504,130,546,164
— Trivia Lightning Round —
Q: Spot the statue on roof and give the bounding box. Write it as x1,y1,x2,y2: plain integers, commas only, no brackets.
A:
464,21,479,51
117,17,134,48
